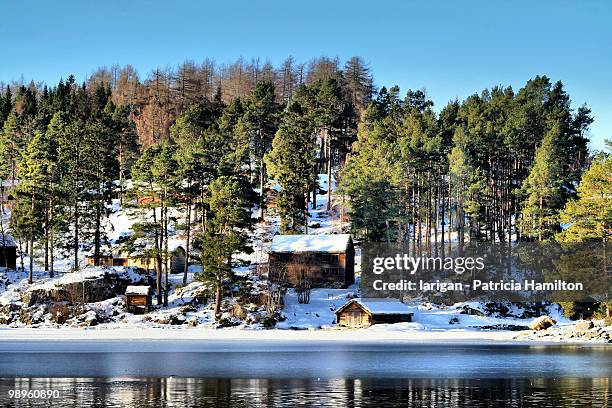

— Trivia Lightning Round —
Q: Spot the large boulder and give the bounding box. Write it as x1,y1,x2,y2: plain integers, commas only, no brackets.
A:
22,268,131,306
575,320,594,333
529,315,557,331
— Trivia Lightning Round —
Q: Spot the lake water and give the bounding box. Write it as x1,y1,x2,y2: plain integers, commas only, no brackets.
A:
0,341,610,407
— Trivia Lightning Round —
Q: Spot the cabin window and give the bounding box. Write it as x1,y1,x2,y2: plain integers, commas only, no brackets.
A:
322,267,340,277
319,254,339,264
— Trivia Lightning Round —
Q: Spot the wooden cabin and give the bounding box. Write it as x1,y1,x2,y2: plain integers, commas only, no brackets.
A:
125,245,187,274
86,245,187,274
335,298,413,328
0,233,17,270
125,285,152,313
85,254,114,267
268,234,355,288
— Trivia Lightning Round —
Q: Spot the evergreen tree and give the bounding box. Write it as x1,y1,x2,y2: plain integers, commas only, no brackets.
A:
194,176,251,319
340,103,400,241
557,145,611,243
0,87,12,124
520,123,565,241
150,141,178,306
86,117,119,268
266,100,317,233
11,130,53,282
56,117,97,269
1,112,27,181
129,145,166,304
244,81,280,220
313,78,345,210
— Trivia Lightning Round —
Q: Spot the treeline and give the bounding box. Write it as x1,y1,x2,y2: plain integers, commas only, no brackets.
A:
341,77,605,246
1,56,371,149
0,79,138,282
1,57,608,289
0,56,373,314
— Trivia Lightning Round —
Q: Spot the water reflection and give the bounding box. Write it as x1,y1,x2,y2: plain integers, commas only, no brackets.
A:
0,377,610,408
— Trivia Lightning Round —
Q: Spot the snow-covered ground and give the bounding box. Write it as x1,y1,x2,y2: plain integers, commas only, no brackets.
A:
0,326,522,343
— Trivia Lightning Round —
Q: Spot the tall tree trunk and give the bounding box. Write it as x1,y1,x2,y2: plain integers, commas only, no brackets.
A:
153,207,163,305
44,201,49,272
538,193,543,242
28,194,35,284
163,198,169,307
73,187,79,271
259,161,265,221
183,199,191,285
304,191,309,234
447,178,452,248
119,140,124,206
94,201,101,266
214,275,222,319
0,185,7,269
326,129,332,211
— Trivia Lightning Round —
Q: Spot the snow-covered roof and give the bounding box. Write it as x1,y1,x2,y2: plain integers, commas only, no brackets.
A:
270,234,352,253
0,233,17,248
125,285,151,295
336,298,411,315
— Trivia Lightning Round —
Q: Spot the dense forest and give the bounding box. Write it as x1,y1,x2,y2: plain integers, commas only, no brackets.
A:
0,55,609,295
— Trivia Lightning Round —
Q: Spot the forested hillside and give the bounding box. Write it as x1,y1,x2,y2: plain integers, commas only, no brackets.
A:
0,55,608,284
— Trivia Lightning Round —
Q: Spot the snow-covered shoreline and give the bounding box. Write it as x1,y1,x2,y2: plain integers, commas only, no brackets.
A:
0,326,608,346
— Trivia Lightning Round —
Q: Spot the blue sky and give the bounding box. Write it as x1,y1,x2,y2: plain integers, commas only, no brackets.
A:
1,0,610,150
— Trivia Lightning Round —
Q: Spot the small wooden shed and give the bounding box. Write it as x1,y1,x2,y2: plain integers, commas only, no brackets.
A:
268,234,355,288
0,233,17,270
125,285,152,313
335,298,413,328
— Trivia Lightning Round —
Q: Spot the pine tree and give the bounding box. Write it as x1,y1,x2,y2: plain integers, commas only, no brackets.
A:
0,87,12,124
194,176,252,319
11,130,53,282
150,141,178,306
129,146,165,304
557,145,611,243
266,100,317,233
1,112,26,181
340,104,400,241
244,81,280,220
56,117,98,270
520,123,565,241
313,78,345,210
86,117,119,268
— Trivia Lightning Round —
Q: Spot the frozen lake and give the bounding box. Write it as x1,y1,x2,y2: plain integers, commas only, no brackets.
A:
0,341,610,406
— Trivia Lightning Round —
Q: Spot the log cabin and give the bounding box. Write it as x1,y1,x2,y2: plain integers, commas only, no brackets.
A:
335,298,413,328
0,233,17,270
268,234,355,288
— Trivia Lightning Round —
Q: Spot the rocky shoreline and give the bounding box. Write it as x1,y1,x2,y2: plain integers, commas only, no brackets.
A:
514,320,612,343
